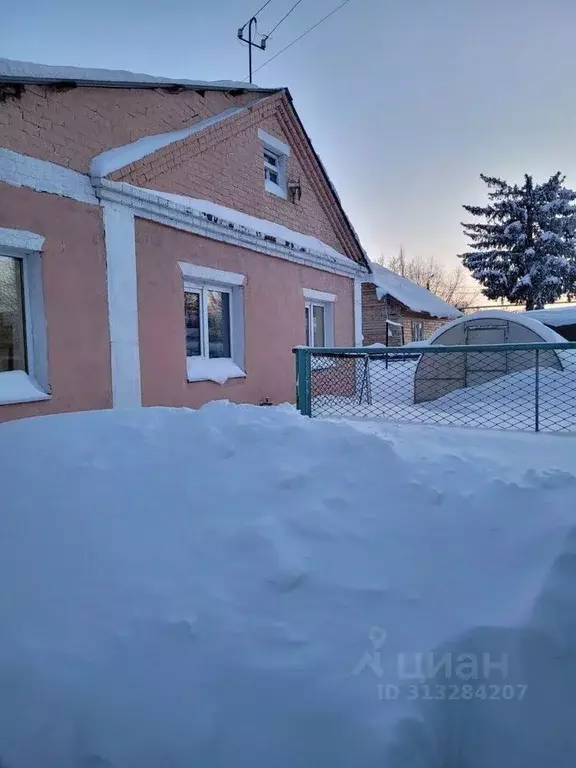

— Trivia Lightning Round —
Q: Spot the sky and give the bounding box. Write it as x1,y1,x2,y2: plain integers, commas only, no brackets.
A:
3,0,576,271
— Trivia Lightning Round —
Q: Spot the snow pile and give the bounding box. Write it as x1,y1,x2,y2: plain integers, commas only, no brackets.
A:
0,404,575,767
0,57,274,92
370,262,461,318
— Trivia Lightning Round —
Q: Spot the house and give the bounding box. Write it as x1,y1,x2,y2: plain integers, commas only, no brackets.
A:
0,57,370,422
524,308,576,341
362,262,461,346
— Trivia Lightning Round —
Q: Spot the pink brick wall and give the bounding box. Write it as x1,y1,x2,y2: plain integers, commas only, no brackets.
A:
0,84,262,173
135,218,354,408
0,183,112,422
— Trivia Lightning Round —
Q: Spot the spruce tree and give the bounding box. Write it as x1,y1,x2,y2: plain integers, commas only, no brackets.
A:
460,173,576,310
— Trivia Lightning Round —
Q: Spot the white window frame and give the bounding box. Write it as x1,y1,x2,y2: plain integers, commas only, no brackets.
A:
259,129,290,200
303,288,336,348
179,262,246,384
0,228,49,404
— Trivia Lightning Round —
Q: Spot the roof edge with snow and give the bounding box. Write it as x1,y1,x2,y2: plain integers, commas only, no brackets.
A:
368,262,462,319
95,179,368,280
0,57,280,94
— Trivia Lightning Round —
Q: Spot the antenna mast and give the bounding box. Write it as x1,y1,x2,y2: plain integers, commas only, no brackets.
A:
237,17,268,83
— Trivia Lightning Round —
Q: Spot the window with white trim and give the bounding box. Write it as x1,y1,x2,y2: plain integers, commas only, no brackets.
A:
0,255,27,373
185,286,232,359
0,231,49,404
303,288,336,348
180,262,246,384
259,129,290,199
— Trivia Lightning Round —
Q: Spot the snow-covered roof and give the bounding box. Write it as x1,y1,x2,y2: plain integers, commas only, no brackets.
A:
426,309,569,345
90,102,270,178
0,57,278,93
524,307,576,327
369,262,462,318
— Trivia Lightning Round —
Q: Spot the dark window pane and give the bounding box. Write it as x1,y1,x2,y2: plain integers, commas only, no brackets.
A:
264,151,278,167
312,305,325,347
305,305,310,346
184,291,201,356
0,256,26,372
207,291,231,358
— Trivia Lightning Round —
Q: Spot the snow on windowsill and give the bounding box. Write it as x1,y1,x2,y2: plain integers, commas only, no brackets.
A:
186,358,246,385
265,179,287,200
0,370,50,405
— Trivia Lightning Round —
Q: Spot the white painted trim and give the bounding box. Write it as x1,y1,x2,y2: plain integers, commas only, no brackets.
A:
0,227,44,253
95,180,368,280
303,287,337,303
102,204,142,408
354,278,363,346
178,261,245,287
258,129,291,157
0,149,97,205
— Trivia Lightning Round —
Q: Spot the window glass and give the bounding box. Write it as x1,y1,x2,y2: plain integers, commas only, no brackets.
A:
0,255,26,373
207,290,231,358
312,304,325,347
305,305,310,346
184,291,201,356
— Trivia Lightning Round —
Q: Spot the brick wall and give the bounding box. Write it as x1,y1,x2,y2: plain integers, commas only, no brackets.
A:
0,85,363,261
113,93,357,257
362,283,447,345
0,84,261,173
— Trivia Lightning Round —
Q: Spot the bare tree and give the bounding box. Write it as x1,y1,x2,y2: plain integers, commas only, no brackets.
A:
377,249,480,310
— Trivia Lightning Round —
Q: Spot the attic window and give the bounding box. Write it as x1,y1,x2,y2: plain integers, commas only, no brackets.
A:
259,129,290,200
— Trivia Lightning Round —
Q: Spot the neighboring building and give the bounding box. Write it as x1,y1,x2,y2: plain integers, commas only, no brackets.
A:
0,58,369,422
524,308,576,341
362,262,461,346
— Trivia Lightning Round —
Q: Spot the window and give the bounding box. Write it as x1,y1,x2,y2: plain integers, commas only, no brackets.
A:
0,255,27,373
185,287,232,359
412,320,424,342
264,149,282,187
305,302,327,347
0,229,49,404
259,129,290,199
179,262,245,384
303,288,336,348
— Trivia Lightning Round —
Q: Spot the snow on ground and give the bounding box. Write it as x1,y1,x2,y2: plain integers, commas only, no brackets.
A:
1,403,575,767
315,355,576,431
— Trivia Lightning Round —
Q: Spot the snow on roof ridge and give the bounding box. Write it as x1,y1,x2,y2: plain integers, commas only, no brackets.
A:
0,57,278,93
90,103,263,178
370,261,462,318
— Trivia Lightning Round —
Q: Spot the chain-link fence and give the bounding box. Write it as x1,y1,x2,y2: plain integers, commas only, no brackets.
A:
294,342,576,432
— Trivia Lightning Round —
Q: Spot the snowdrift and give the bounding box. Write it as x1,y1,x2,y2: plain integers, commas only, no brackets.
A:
0,403,575,767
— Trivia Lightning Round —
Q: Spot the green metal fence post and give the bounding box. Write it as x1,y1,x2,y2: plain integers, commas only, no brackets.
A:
295,347,312,417
535,348,540,433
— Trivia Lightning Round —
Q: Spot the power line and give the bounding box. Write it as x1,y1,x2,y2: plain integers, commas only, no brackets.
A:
251,0,355,77
252,0,276,17
265,0,305,39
